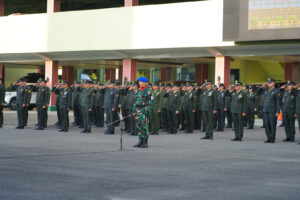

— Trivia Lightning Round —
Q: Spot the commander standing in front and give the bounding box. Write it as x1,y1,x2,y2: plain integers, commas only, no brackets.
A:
133,77,153,148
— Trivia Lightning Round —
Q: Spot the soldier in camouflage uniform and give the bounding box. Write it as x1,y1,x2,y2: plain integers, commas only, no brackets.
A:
133,77,153,148
0,77,4,128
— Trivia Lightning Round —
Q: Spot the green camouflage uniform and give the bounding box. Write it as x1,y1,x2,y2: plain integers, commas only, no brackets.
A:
133,86,153,140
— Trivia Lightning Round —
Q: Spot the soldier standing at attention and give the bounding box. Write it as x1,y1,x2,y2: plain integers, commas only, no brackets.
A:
295,83,300,145
167,83,181,134
104,81,118,135
179,84,186,131
216,83,228,132
262,78,280,143
0,77,4,128
35,79,50,130
150,82,162,135
59,81,72,132
246,85,256,129
280,81,296,142
162,83,171,132
133,77,153,148
201,80,217,140
231,81,247,141
72,81,82,126
80,81,93,133
127,82,138,136
225,85,233,129
52,80,63,128
183,83,196,133
15,78,28,129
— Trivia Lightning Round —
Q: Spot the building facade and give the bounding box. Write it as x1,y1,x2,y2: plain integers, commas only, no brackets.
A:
0,0,300,109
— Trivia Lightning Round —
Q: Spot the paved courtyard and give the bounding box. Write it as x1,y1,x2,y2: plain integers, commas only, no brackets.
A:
0,111,300,200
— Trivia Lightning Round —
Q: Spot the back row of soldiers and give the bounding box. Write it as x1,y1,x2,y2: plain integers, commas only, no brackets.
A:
2,77,300,145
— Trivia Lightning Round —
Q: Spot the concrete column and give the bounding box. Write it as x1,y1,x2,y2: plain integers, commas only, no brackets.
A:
124,0,139,7
105,68,116,81
45,61,58,109
62,66,74,84
0,0,4,16
0,63,2,78
119,66,123,81
161,67,167,82
47,0,60,13
122,59,137,82
285,62,299,83
195,64,209,83
215,56,230,87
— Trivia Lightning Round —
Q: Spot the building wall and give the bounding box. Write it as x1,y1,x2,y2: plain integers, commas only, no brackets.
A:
230,59,284,84
0,0,232,56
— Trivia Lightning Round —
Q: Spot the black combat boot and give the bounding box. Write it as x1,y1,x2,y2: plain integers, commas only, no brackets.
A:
133,138,143,147
141,138,148,148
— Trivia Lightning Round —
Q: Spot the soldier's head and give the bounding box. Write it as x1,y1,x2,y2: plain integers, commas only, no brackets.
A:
267,78,275,88
153,83,159,90
62,81,68,88
138,77,148,88
204,80,212,90
286,80,295,90
234,80,242,91
38,78,47,87
218,83,225,91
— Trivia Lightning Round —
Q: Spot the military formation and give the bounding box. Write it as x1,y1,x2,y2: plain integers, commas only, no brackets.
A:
1,76,300,147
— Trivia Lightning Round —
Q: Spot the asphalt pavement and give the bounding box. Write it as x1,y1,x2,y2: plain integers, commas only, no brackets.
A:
0,111,300,200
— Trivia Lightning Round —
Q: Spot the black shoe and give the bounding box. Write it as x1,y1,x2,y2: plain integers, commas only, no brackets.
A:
270,140,275,143
141,138,148,148
232,138,242,141
201,136,209,140
0,125,2,128
59,129,68,132
134,138,143,147
35,127,44,130
231,138,238,141
283,138,290,142
152,132,159,135
264,140,271,143
261,126,265,128
16,126,24,129
81,129,87,133
298,142,300,145
290,139,295,142
86,130,91,133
